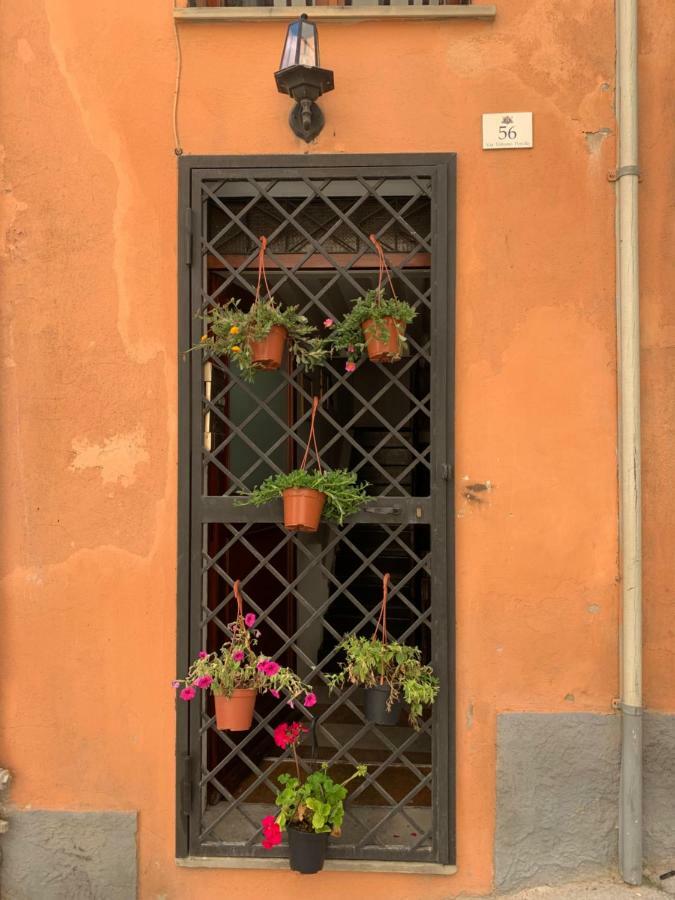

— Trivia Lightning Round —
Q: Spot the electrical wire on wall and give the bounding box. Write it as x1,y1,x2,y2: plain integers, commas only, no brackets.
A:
173,11,184,156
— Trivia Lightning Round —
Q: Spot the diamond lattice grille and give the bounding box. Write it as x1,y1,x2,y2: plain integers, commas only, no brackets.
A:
180,160,454,864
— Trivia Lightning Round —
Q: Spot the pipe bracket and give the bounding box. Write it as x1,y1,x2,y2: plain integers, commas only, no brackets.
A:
612,698,643,716
608,165,642,182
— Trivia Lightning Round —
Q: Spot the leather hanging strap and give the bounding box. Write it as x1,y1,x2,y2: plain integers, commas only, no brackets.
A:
233,579,245,622
299,396,323,474
369,234,397,300
255,235,273,302
371,572,391,646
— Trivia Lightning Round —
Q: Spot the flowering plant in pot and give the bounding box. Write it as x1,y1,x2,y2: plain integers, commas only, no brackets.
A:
173,581,317,731
236,397,368,532
261,721,367,874
326,575,439,730
325,236,416,369
194,237,326,381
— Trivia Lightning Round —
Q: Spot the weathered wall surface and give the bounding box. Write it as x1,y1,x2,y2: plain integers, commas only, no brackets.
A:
0,0,671,897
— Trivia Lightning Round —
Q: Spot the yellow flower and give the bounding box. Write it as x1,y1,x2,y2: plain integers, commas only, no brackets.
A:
231,345,241,353
229,325,240,335
200,334,208,343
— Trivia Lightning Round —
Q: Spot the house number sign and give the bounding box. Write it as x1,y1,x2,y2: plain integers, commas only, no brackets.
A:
482,112,533,150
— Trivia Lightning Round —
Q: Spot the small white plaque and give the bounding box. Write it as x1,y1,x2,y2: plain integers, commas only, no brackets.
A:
482,112,533,150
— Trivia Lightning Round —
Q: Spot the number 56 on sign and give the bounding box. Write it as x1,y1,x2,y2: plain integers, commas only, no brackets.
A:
482,112,533,150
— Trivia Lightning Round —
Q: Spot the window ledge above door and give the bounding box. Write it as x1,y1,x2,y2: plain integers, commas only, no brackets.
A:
177,856,458,875
173,5,496,23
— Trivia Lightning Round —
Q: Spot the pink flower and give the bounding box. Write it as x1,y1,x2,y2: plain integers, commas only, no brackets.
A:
345,361,357,373
287,700,294,709
232,650,244,662
196,675,213,689
261,816,282,849
244,613,256,628
303,692,317,708
270,689,280,699
261,815,276,828
323,318,334,328
198,651,208,660
257,661,267,672
263,661,281,677
180,687,196,701
347,344,355,353
171,680,180,689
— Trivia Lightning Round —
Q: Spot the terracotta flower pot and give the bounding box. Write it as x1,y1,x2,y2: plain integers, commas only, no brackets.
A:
282,488,326,532
361,317,404,363
288,826,329,874
249,325,287,370
214,688,257,731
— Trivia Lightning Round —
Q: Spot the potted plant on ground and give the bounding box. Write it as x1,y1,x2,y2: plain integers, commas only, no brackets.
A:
326,575,440,729
195,236,326,381
325,235,416,369
236,396,369,532
261,720,367,874
173,581,317,731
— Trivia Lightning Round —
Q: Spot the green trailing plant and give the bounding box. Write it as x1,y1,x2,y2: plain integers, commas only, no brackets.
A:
195,297,327,381
261,721,367,847
236,468,369,526
325,289,416,369
327,635,440,730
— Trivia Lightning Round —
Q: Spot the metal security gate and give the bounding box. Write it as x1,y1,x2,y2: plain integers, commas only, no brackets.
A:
177,154,455,865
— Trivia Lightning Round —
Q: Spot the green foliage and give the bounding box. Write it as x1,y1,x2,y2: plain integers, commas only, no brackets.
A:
275,764,367,835
173,617,312,702
327,635,440,730
236,468,369,526
194,297,327,381
327,289,417,364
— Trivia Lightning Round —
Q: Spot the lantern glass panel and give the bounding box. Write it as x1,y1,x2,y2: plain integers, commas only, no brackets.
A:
280,17,319,70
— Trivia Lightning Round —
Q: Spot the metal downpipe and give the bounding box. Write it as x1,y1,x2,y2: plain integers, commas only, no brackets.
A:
615,0,643,886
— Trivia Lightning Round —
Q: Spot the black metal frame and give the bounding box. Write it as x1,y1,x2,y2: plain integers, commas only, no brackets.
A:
177,154,456,865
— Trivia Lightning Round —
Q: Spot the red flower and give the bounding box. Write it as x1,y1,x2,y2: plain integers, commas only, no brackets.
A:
273,721,308,749
261,818,282,849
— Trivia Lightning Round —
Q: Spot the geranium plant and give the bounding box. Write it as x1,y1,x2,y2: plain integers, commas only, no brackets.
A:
326,635,439,730
261,720,366,873
325,288,417,369
196,296,326,382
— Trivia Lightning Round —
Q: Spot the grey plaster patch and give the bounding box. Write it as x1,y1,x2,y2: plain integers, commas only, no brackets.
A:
644,712,675,872
0,810,137,900
495,713,620,892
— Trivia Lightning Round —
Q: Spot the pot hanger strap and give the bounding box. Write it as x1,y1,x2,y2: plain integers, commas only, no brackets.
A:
369,234,398,301
255,235,273,303
371,572,391,646
299,395,323,474
233,579,245,622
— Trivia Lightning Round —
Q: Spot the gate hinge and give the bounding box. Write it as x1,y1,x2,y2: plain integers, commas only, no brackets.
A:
181,755,192,817
441,463,452,481
184,208,193,267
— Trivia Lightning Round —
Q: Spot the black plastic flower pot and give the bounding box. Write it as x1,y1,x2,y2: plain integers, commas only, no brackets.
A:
363,684,403,726
288,826,329,874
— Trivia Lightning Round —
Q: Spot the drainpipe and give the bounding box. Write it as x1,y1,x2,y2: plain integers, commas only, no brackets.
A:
615,0,642,886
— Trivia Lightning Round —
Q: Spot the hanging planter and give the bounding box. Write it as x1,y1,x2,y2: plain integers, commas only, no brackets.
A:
172,581,317,731
325,234,417,371
237,396,369,532
260,721,367,873
327,574,440,730
191,236,326,382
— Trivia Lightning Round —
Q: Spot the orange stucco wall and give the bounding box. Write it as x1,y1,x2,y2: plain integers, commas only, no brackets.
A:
0,1,672,897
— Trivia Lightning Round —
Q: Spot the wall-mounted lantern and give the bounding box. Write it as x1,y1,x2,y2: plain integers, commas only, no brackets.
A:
274,14,334,143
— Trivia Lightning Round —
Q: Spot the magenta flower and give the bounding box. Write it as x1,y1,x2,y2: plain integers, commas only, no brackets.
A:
196,675,213,689
180,686,196,701
287,700,295,709
270,689,280,699
303,692,317,708
257,661,267,672
198,650,208,660
171,680,180,689
232,650,244,662
244,613,256,628
323,318,334,328
265,661,281,677
345,361,357,373
347,344,355,353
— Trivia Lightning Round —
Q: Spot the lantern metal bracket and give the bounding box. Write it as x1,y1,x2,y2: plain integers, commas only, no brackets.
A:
289,98,325,143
